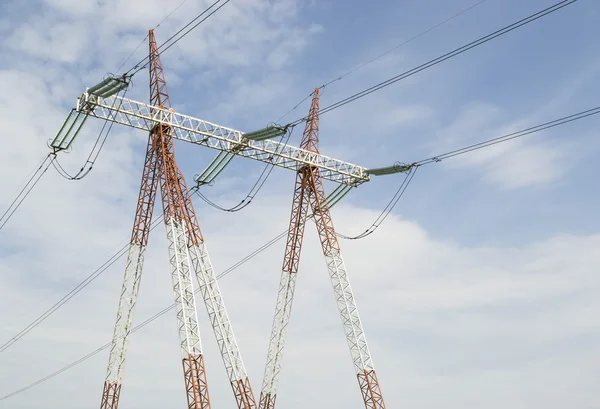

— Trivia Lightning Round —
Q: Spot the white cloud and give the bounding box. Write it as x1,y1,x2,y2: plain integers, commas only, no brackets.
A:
6,19,89,64
0,1,599,409
1,200,599,409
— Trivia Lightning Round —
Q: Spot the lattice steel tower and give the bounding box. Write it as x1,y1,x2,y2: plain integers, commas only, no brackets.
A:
258,89,386,409
99,30,257,409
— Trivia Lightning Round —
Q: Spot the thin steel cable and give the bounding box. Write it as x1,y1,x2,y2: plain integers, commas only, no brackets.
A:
3,101,599,399
289,0,577,126
336,104,600,240
0,157,45,213
336,104,600,239
0,225,287,401
155,0,191,29
0,217,163,354
19,103,600,349
8,229,136,326
115,37,149,74
336,166,418,240
0,154,56,231
52,87,131,181
194,126,295,212
413,105,600,166
126,0,230,76
321,0,489,90
0,155,52,222
276,0,489,123
275,92,314,124
115,0,192,73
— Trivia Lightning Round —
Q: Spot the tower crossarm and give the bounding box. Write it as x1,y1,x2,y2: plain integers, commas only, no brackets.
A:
76,93,370,186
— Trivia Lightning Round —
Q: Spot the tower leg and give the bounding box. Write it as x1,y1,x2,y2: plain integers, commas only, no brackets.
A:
190,241,258,409
307,168,386,409
146,26,258,407
261,85,386,409
100,132,161,409
162,206,210,409
258,169,312,408
146,25,213,408
259,88,325,409
183,353,210,409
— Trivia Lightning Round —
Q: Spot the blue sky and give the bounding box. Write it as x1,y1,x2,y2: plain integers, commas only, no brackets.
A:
0,1,599,408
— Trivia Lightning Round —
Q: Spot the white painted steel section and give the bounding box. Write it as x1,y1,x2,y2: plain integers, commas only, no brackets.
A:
165,218,203,356
323,249,374,373
76,93,370,186
260,269,298,395
189,241,248,382
105,243,145,384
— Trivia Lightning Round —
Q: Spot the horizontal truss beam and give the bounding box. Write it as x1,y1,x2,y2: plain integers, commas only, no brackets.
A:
75,93,371,186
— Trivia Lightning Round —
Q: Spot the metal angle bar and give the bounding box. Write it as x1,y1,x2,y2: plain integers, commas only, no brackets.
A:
75,93,370,186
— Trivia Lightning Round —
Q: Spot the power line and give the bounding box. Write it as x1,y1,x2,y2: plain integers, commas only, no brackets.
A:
289,0,577,126
412,104,600,166
0,217,163,354
125,0,231,77
3,102,599,399
194,126,295,212
1,127,296,354
115,0,192,73
52,86,130,181
7,227,134,327
0,154,56,232
7,0,232,351
0,156,50,219
0,57,131,227
323,0,490,89
155,0,192,29
0,245,127,353
116,38,149,75
336,165,418,240
0,159,42,213
275,92,315,124
340,104,600,237
11,103,599,354
0,163,244,353
0,226,287,401
0,342,113,401
276,0,488,123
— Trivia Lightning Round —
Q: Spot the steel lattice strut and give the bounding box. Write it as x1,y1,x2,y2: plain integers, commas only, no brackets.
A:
259,89,386,409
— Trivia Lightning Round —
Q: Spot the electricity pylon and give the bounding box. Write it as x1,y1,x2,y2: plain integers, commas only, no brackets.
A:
258,89,386,409
99,30,256,409
51,32,408,409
